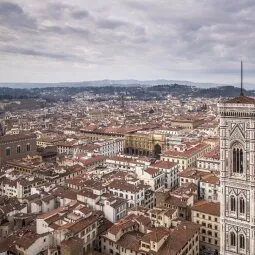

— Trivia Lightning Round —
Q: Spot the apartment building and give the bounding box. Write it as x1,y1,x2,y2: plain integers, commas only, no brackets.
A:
99,213,200,255
156,182,198,220
151,160,179,190
135,166,165,191
179,168,210,186
149,207,178,228
77,188,128,223
57,138,124,156
107,179,154,208
161,142,210,171
106,155,147,171
191,200,220,253
179,168,220,202
0,174,44,200
36,201,103,254
200,174,220,202
197,146,220,172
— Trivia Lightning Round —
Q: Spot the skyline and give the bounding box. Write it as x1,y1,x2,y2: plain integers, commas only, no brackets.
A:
1,0,255,83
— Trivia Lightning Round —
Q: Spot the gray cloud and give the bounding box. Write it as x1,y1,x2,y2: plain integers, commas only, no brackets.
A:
71,10,90,20
43,25,91,37
0,1,37,30
97,17,129,29
0,45,81,62
0,0,255,83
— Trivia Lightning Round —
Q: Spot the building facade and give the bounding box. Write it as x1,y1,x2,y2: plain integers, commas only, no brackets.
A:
0,133,37,165
161,142,210,171
218,95,255,255
124,132,165,158
191,200,220,253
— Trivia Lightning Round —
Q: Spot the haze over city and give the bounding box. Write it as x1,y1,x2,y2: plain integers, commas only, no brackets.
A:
1,0,255,84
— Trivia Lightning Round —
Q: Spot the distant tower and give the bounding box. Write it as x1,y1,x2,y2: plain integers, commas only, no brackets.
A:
121,94,125,109
219,62,255,255
0,119,5,136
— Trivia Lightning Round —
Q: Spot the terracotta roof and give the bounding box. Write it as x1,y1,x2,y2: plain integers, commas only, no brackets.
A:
144,168,160,175
60,237,83,247
202,146,220,160
201,174,219,185
15,231,49,250
162,142,209,158
225,95,255,104
0,132,36,143
141,227,169,243
179,168,210,180
116,231,143,252
191,200,220,217
161,221,200,255
152,161,177,169
135,215,151,226
165,196,187,207
68,215,99,234
107,179,149,192
108,214,138,235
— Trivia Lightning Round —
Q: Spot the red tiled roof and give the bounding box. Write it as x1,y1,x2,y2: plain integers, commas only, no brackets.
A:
144,168,159,175
191,200,220,217
152,161,177,169
162,143,209,158
225,95,255,104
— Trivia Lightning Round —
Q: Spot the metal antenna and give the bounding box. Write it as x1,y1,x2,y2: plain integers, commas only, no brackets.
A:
240,60,244,96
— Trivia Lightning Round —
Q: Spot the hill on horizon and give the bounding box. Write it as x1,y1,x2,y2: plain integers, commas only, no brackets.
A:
0,79,253,90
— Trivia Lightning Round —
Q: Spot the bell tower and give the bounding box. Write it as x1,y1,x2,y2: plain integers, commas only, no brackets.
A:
218,62,255,255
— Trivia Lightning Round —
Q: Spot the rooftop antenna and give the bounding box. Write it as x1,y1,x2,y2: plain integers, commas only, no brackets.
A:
240,60,244,96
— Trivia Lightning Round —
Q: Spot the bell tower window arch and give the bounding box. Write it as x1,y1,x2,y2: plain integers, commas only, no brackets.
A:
230,232,236,247
230,196,236,212
239,197,245,214
231,142,244,174
239,234,245,249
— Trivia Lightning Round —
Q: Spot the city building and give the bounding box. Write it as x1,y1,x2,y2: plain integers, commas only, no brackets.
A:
161,142,210,170
171,117,204,129
99,213,200,255
0,133,36,165
156,182,198,220
107,179,154,208
124,132,165,158
191,200,220,253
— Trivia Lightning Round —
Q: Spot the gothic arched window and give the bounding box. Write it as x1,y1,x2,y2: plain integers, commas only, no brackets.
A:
239,234,245,249
17,145,21,154
230,232,236,246
6,147,11,156
239,197,245,214
233,148,236,172
26,143,31,152
230,196,236,212
232,144,244,174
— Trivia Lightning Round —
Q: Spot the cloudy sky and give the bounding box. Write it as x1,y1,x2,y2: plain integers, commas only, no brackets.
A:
1,0,255,84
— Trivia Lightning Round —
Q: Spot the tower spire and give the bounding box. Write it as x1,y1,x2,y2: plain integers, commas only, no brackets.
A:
240,60,244,96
